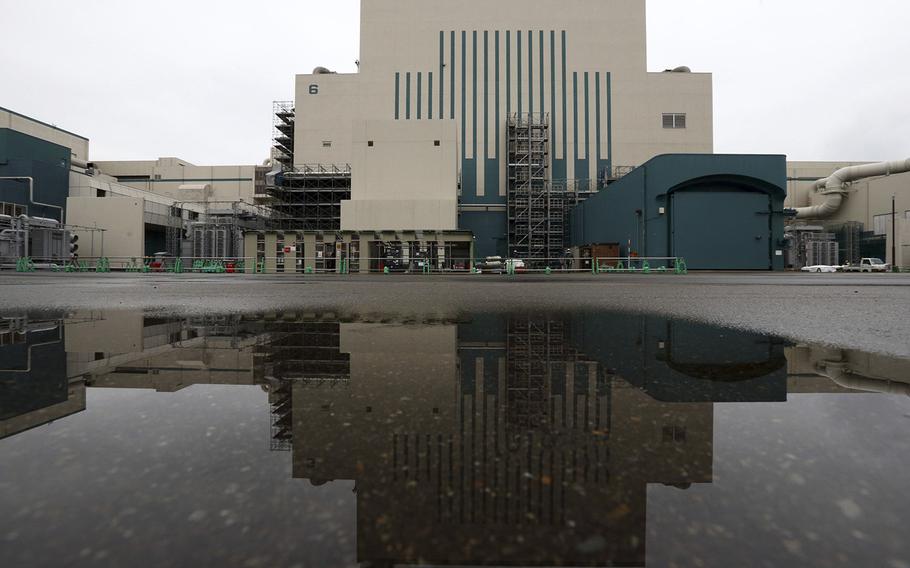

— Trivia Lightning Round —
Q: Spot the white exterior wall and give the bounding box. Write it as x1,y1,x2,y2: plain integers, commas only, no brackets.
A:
0,107,90,163
66,196,145,259
294,0,713,196
341,120,458,231
91,158,261,203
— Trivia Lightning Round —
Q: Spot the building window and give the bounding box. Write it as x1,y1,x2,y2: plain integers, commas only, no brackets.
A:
434,140,441,146
96,189,106,198
1,201,27,217
662,113,687,129
322,141,332,148
367,141,374,147
662,425,687,443
905,210,910,221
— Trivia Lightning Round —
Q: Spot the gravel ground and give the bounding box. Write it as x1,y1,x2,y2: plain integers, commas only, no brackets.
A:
2,271,909,357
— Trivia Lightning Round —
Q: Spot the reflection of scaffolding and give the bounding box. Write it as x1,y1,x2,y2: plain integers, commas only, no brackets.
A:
507,113,563,266
267,164,352,231
506,318,565,430
269,380,293,451
272,101,295,169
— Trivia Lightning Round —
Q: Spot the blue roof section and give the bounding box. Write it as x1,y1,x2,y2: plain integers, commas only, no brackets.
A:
638,153,788,195
0,106,89,142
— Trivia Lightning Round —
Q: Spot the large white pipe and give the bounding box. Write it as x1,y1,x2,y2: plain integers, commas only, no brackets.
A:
794,158,910,219
819,361,910,397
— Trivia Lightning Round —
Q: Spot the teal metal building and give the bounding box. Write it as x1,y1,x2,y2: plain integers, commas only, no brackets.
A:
0,126,72,222
570,154,788,270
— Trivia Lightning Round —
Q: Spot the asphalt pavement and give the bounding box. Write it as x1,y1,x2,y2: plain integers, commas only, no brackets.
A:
1,271,909,357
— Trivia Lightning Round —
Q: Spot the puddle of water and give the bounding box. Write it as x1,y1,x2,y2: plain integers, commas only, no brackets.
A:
1,310,909,567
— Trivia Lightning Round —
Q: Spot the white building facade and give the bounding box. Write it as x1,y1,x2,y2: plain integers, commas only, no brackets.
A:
293,0,714,256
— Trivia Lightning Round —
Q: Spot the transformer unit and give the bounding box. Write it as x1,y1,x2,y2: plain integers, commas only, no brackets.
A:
183,222,244,261
0,214,71,267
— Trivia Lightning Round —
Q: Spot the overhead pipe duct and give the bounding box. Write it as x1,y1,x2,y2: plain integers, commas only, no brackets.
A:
0,176,65,224
818,361,910,397
793,158,910,219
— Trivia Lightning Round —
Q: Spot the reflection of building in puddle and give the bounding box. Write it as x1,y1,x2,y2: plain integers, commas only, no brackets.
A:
0,317,83,440
291,315,785,567
787,345,910,396
3,311,910,566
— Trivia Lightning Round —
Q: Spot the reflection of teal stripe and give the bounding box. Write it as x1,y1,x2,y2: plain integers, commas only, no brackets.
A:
528,31,533,117
417,72,422,119
450,31,456,119
539,30,544,120
406,72,411,119
395,72,400,119
517,31,522,116
121,178,253,183
428,72,433,120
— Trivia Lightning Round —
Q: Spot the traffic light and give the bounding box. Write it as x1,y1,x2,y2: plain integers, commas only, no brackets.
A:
69,233,79,258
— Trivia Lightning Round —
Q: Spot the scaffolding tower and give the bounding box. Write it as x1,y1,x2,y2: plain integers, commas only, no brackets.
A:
507,113,563,266
273,101,295,169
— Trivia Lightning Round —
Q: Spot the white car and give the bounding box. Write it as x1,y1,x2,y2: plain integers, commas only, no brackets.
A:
801,265,838,273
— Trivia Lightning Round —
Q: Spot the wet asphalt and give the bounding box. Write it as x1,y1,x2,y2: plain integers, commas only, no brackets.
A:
1,271,909,357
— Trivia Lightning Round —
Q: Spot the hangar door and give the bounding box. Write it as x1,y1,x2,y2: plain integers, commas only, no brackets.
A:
671,190,772,270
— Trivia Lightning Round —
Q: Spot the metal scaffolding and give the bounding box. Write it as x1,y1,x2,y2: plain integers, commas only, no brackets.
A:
267,164,352,231
507,113,563,266
272,101,295,169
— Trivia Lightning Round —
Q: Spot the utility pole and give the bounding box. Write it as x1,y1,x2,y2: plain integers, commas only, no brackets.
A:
893,194,898,272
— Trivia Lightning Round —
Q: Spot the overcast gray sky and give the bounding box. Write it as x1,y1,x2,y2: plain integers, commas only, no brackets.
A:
1,0,908,165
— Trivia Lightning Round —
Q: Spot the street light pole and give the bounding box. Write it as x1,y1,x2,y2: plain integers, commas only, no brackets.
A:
893,194,898,272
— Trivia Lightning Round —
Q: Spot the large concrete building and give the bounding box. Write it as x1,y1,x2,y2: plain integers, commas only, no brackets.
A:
291,0,714,257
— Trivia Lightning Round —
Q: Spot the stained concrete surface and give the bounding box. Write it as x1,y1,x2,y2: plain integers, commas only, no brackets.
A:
1,271,909,357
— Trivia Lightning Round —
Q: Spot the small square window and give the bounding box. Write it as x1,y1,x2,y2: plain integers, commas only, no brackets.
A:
322,141,332,148
434,140,441,146
662,113,687,129
367,141,374,147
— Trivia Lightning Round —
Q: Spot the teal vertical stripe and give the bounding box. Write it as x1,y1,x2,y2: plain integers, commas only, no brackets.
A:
428,72,434,120
439,31,444,120
607,71,613,175
496,29,500,149
395,72,400,120
528,30,533,117
483,31,489,162
595,71,602,179
406,72,411,119
506,31,511,120
561,32,567,167
450,31,456,119
550,30,559,169
462,31,466,159
573,72,578,160
584,72,590,161
539,30,544,122
472,30,477,159
417,72,422,119
517,31,522,116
